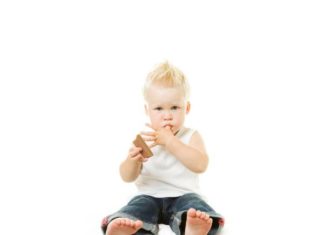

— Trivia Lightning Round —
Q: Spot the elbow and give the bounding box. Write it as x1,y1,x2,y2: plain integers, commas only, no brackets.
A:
119,164,139,183
194,164,208,173
119,165,135,183
121,175,136,183
119,169,137,183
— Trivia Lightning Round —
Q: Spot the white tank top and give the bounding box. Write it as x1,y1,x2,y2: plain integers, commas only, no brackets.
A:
135,127,201,198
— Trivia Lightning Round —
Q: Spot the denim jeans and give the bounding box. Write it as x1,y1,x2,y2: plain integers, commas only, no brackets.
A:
101,193,224,235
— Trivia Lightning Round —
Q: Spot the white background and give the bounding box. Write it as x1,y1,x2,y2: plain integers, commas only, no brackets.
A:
0,1,323,235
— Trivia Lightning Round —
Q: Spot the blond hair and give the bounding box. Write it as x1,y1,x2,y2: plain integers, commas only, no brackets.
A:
143,61,190,101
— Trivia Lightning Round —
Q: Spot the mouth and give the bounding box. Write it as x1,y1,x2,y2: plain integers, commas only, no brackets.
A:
164,124,173,128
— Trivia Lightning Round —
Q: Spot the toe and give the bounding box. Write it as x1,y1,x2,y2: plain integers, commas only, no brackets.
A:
196,210,202,217
203,212,210,220
187,208,196,217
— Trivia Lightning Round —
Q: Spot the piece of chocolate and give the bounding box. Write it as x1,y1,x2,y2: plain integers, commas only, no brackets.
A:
133,134,153,158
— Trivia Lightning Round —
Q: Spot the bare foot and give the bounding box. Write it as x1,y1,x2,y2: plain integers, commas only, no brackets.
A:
185,208,213,235
106,218,143,235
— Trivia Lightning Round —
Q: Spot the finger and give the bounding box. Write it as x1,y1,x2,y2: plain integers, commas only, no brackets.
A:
136,155,148,162
129,148,142,157
148,142,158,148
141,135,157,142
129,147,141,155
129,146,142,152
141,131,156,136
132,154,144,161
134,147,143,152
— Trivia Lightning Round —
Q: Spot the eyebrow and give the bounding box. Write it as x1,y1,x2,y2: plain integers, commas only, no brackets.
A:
151,103,182,107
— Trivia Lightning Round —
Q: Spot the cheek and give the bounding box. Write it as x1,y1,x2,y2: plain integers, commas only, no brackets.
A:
177,113,186,124
149,113,160,123
150,118,161,130
175,111,186,120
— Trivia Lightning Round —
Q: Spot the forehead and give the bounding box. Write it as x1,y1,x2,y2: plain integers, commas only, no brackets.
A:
146,84,185,105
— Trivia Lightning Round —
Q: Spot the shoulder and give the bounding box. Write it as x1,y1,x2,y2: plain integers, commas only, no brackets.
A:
176,127,195,144
189,130,204,143
182,127,196,136
180,126,202,137
179,127,206,146
188,129,207,154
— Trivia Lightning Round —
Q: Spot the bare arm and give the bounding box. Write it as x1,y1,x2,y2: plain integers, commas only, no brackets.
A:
166,131,209,173
119,146,146,182
142,126,209,173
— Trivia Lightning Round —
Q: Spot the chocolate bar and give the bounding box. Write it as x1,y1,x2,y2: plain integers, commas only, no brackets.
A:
132,134,153,158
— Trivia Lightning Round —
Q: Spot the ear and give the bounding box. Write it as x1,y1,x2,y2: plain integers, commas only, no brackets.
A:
185,101,191,114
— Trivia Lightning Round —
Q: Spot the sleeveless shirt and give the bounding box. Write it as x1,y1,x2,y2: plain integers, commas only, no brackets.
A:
135,127,201,198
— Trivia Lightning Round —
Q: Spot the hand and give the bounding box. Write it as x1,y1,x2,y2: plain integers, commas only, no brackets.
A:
127,146,148,163
141,123,175,148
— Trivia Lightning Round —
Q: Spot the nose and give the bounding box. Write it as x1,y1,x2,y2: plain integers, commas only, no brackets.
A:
163,110,172,120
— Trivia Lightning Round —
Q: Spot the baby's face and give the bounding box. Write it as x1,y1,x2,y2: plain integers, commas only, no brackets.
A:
145,84,190,134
